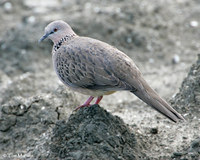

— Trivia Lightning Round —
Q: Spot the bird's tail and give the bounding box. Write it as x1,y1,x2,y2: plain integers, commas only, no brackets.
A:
131,77,185,123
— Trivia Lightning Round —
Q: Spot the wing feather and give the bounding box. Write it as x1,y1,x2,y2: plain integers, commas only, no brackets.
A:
53,37,138,92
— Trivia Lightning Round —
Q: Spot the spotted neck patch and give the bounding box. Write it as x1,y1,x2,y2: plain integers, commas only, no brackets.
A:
54,34,76,51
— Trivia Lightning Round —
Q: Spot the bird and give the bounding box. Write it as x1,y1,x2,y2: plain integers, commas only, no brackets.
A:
39,20,184,122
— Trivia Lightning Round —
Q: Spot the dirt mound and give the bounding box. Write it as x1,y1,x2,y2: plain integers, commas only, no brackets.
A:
172,54,200,118
48,105,146,160
0,72,77,159
170,55,200,160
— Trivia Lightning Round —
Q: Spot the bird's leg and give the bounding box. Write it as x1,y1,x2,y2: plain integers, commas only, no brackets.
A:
94,96,103,104
74,96,94,111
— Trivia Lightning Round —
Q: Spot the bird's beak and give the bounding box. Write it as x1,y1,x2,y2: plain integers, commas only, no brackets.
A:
38,32,50,43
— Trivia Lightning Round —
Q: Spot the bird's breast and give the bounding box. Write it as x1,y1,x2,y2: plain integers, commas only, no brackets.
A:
52,51,74,87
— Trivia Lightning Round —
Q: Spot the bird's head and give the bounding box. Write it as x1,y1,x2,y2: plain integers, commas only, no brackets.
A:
39,20,76,44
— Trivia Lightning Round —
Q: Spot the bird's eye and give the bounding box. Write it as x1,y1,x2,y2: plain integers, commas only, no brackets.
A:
54,28,58,32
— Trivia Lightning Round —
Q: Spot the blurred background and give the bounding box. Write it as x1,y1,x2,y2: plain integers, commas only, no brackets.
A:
0,0,200,159
1,0,199,98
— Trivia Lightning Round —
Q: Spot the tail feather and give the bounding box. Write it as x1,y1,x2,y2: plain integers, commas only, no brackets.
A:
131,78,185,123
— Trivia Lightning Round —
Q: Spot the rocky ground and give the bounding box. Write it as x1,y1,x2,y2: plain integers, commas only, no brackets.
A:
0,0,199,159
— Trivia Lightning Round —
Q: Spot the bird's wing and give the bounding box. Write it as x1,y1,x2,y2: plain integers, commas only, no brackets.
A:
54,37,139,91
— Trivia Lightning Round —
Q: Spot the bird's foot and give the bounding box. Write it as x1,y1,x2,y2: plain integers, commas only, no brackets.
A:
73,96,104,111
74,104,91,111
73,96,94,111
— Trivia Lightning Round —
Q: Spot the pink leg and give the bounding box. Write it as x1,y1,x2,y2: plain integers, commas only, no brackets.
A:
94,96,103,104
74,96,94,111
